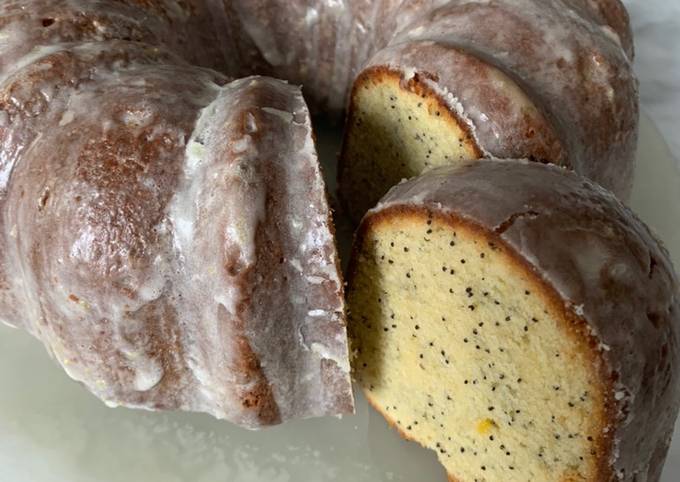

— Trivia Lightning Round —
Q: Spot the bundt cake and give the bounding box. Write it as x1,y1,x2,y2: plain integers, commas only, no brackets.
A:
338,0,639,222
0,0,640,431
347,160,680,481
0,40,352,427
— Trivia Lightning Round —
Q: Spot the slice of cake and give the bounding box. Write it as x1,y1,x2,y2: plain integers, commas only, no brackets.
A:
337,48,559,223
347,160,680,481
338,0,638,223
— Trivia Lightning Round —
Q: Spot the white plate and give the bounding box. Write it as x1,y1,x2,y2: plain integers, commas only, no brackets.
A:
0,114,678,482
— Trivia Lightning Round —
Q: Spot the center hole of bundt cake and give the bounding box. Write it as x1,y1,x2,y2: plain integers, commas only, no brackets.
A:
348,213,607,481
339,69,480,222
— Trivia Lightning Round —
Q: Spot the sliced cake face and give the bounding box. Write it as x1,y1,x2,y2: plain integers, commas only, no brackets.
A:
348,211,609,481
338,67,481,222
348,160,680,480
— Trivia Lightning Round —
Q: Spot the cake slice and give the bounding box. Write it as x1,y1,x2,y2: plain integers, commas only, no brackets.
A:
338,0,638,223
347,160,679,481
337,46,562,223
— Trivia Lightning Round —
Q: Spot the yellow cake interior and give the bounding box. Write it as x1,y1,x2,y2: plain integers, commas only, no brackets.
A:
340,70,479,221
348,211,608,481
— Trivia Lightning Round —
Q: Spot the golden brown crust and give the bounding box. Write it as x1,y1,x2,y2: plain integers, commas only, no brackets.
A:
388,66,484,159
338,64,483,165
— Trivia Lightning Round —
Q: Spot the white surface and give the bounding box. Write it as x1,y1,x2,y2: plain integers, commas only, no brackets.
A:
625,21,680,482
0,114,679,482
632,116,680,482
625,0,680,168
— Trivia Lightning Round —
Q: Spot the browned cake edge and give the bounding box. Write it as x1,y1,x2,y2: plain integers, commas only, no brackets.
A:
337,65,483,221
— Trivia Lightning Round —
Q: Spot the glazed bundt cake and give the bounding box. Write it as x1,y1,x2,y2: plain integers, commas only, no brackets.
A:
347,161,680,481
0,40,353,427
0,0,641,431
338,0,639,222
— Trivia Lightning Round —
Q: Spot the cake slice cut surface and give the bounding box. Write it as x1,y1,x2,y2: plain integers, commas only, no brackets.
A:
349,210,609,481
339,67,482,221
347,160,680,481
